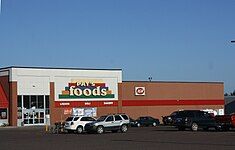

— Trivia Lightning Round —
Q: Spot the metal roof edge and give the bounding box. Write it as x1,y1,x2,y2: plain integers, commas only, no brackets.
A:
0,66,122,71
123,80,224,84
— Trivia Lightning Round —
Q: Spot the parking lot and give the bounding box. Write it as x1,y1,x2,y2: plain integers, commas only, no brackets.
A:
0,126,235,150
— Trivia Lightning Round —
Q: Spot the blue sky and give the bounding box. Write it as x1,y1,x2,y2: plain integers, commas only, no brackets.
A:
0,0,235,93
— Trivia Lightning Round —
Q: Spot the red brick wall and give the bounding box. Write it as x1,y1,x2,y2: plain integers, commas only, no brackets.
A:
121,81,224,121
122,82,224,100
9,81,17,126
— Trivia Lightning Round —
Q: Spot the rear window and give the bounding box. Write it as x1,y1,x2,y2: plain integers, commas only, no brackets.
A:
115,115,122,121
81,117,96,121
121,115,129,120
66,117,74,121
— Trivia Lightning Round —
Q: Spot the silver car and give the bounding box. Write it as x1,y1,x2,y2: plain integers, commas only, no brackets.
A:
84,114,130,134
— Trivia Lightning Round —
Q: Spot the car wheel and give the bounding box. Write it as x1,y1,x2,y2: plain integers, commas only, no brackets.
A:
96,126,104,134
216,125,223,131
137,123,141,127
121,125,128,133
76,126,83,134
191,123,198,131
153,122,157,127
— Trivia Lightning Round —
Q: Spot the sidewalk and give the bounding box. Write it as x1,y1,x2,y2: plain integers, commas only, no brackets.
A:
0,125,45,130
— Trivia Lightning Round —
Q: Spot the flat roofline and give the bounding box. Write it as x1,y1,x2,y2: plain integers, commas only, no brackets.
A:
0,66,122,71
123,81,224,84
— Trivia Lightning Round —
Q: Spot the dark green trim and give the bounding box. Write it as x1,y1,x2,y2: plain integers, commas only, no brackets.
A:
59,94,115,99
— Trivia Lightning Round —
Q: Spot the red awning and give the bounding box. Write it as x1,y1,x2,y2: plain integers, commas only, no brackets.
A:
0,83,8,108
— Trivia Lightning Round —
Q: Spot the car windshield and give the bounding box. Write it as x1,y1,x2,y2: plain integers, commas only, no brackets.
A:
65,117,74,121
97,116,107,122
170,112,178,116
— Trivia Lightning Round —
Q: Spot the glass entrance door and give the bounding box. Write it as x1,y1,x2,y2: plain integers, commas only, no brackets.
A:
34,110,45,124
17,95,50,126
23,109,45,125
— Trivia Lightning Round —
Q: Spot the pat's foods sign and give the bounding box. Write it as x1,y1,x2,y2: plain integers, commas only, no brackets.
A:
59,81,114,99
55,78,118,101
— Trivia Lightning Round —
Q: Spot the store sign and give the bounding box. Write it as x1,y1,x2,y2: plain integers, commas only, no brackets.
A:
55,101,118,107
135,87,146,96
56,78,117,101
64,109,72,115
72,108,97,117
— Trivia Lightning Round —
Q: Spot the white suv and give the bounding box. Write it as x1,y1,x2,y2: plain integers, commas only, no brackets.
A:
84,114,130,134
64,116,96,134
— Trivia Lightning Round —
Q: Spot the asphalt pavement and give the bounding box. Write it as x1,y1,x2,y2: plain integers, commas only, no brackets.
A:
0,126,235,150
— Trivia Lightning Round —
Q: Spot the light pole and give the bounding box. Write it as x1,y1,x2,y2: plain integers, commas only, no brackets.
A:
148,77,152,82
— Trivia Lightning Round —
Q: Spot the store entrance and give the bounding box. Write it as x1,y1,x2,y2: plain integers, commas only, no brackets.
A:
17,95,50,126
23,109,45,125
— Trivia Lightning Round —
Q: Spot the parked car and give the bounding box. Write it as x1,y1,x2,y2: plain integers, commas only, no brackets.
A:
171,110,221,131
129,117,137,127
64,116,96,133
133,116,160,127
162,112,179,125
84,114,130,134
215,113,235,131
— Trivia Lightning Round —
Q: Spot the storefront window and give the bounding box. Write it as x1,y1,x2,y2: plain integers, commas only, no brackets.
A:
45,96,50,115
21,95,47,109
17,96,22,119
0,108,7,119
17,96,22,107
31,96,37,108
17,109,22,119
23,96,30,109
38,95,44,109
46,96,49,108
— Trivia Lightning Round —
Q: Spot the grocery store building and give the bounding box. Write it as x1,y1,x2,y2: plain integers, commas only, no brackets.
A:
0,66,224,126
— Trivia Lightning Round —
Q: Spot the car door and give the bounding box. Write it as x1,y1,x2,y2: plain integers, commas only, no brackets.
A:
195,111,211,127
104,115,115,130
148,117,156,125
202,112,216,127
193,111,204,127
142,117,148,126
114,115,123,128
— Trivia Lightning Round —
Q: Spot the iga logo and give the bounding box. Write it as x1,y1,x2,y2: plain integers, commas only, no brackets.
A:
135,87,146,96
